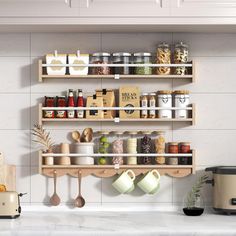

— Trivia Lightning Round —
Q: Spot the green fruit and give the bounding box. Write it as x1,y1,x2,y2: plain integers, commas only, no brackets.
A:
99,147,106,153
100,136,108,143
103,142,110,148
98,157,107,165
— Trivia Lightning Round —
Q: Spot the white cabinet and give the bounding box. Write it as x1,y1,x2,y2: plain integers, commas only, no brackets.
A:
0,0,79,17
171,0,236,17
78,0,170,17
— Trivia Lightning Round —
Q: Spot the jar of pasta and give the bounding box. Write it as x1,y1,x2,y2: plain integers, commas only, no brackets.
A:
174,42,189,75
154,131,166,165
156,43,171,75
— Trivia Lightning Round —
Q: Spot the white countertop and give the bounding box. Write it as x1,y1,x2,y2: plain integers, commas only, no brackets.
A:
0,211,236,236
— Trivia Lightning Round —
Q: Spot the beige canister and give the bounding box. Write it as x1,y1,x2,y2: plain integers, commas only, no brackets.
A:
58,143,71,165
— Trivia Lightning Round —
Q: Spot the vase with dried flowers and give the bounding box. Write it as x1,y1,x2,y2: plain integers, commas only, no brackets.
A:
32,124,54,165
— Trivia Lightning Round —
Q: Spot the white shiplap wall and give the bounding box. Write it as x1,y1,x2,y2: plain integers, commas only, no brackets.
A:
1,32,235,208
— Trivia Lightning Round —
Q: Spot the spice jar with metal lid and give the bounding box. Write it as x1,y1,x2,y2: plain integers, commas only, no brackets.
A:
91,52,111,75
174,90,190,119
141,93,148,119
112,52,131,75
174,42,189,75
133,52,152,75
179,142,191,153
141,131,152,165
157,90,172,119
56,96,66,118
156,42,171,75
154,131,166,165
149,93,156,118
127,131,138,165
167,157,178,165
168,142,179,154
112,131,124,165
44,96,55,118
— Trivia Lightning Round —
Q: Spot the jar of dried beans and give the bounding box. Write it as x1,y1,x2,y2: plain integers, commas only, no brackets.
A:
91,52,111,75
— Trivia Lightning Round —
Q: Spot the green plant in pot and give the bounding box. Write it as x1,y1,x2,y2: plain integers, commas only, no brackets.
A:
183,174,209,216
32,124,54,165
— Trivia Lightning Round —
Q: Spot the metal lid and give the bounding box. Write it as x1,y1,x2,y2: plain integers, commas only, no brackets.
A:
158,90,172,95
141,131,152,135
92,52,110,57
175,42,188,48
142,93,148,96
149,92,156,96
179,142,191,145
158,42,170,48
112,52,131,57
168,142,179,145
205,166,236,175
133,52,152,57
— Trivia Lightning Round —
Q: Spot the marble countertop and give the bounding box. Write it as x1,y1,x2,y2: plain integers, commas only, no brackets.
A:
0,211,236,236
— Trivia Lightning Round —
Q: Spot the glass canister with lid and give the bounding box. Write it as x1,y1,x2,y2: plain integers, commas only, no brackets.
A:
112,131,124,165
133,52,152,75
112,52,131,75
91,52,111,75
126,131,138,165
98,131,110,165
174,90,190,119
157,90,172,119
156,42,171,75
140,131,152,165
154,131,166,165
174,42,189,75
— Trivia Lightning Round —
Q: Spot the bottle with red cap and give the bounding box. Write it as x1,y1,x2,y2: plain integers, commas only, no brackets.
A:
67,89,75,118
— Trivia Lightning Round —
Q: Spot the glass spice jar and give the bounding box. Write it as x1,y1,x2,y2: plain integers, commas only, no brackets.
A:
44,96,55,118
141,93,148,119
112,131,124,165
179,142,191,153
168,142,179,154
174,42,189,75
156,42,171,75
149,93,156,118
112,52,131,75
141,131,152,165
91,52,111,75
126,131,138,165
154,131,166,165
56,96,66,118
133,52,152,75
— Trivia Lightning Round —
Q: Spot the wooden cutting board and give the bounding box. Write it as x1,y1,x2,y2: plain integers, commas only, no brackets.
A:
0,152,16,191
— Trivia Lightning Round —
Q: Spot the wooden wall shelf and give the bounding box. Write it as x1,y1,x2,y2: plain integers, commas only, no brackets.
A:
38,60,195,82
38,103,196,125
39,150,196,178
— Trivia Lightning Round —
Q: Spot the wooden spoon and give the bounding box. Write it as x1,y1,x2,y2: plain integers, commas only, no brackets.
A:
50,170,61,206
74,171,85,208
72,130,80,142
81,128,93,142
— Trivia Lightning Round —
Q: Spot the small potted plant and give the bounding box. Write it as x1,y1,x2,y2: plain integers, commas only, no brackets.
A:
32,124,54,165
183,174,209,216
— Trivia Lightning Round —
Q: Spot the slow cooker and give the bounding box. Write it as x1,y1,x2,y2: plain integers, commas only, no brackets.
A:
206,166,236,214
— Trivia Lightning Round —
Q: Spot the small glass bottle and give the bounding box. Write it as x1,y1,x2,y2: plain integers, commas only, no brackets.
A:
141,131,152,165
67,89,75,118
149,93,156,118
141,93,148,119
127,131,138,165
112,131,124,165
76,89,84,118
98,131,110,165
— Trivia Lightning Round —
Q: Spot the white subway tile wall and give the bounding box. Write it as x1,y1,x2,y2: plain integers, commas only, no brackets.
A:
1,32,235,207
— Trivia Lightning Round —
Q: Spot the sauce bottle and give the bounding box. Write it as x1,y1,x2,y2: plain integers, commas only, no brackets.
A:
76,89,84,118
67,89,75,118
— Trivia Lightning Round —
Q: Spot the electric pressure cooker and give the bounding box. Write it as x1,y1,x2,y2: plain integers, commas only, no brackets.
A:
205,166,236,214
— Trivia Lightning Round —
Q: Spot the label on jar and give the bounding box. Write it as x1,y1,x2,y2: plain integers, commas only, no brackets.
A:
44,111,54,118
149,99,156,116
67,110,75,118
141,99,148,117
76,110,84,118
56,110,66,118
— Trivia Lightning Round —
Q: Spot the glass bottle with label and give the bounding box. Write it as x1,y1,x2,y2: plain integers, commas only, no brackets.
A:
149,92,156,118
76,89,84,118
141,93,148,118
67,89,75,118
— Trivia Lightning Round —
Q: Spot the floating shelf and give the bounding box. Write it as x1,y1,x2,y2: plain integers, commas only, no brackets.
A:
38,103,196,125
39,150,196,178
38,60,195,82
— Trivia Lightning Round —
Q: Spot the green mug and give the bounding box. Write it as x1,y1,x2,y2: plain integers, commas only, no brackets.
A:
112,169,136,194
137,170,161,194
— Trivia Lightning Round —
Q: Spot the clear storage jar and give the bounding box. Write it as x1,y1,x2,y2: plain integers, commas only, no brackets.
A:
98,131,110,165
112,52,131,75
154,131,166,165
126,131,138,165
91,52,111,75
112,131,124,165
174,42,189,75
141,131,152,165
133,52,152,75
156,43,171,75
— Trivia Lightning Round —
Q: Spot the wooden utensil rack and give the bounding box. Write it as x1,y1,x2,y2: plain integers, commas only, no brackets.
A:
39,150,196,178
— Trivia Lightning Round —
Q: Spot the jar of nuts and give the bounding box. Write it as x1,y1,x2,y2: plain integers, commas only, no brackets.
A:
91,52,111,75
174,42,189,75
156,43,171,75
